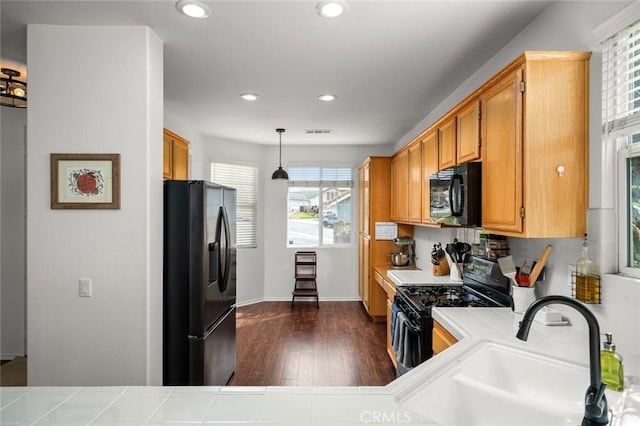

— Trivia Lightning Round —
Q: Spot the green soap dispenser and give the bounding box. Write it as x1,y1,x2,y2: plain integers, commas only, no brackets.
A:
601,332,624,391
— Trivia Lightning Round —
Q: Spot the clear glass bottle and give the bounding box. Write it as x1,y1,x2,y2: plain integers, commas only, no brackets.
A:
575,234,600,303
601,332,624,391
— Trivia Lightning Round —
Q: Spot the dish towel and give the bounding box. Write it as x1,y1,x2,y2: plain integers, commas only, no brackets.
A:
393,311,408,364
390,302,400,341
402,322,423,368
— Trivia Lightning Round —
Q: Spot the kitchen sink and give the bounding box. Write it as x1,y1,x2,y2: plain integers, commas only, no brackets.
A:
397,339,622,426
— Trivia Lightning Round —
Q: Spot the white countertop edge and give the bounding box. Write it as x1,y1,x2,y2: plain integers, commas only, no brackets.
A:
4,308,639,424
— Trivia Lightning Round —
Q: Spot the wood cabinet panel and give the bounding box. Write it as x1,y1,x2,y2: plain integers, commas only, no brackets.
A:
433,320,458,355
481,52,590,237
361,234,370,311
163,137,172,178
390,157,398,221
522,58,589,237
481,69,523,234
438,118,456,170
358,157,410,321
421,131,438,224
396,150,409,222
163,128,190,180
456,100,481,164
374,268,397,367
408,142,422,223
172,141,189,180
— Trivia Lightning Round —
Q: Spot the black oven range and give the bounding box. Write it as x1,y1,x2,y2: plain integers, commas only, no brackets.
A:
392,254,512,377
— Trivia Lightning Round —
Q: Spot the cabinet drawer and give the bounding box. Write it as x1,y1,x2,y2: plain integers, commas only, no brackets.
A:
374,271,396,299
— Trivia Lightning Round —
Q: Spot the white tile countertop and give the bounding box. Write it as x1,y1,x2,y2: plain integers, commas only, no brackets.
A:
431,307,640,377
2,307,639,425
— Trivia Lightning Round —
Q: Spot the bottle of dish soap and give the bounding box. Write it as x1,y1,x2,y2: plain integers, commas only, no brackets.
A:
601,332,624,391
576,234,600,303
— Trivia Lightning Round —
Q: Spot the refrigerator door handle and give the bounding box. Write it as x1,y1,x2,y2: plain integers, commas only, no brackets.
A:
215,206,231,293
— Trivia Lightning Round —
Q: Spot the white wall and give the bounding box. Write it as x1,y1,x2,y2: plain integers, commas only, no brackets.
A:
401,1,640,372
26,25,163,385
202,138,392,303
1,107,27,359
164,112,207,180
263,144,392,301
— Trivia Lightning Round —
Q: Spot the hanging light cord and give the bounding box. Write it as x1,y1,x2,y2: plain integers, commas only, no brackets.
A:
278,131,283,167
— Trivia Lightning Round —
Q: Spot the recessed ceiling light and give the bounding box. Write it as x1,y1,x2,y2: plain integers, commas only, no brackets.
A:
318,94,336,102
240,93,260,101
316,1,348,18
176,0,211,19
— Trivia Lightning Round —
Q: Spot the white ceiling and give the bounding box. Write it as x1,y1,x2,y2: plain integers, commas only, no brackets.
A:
1,1,552,145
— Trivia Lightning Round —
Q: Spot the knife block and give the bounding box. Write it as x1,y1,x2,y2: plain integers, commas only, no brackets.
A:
433,256,450,276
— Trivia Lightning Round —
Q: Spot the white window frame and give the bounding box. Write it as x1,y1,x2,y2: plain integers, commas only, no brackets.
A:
210,162,259,249
597,2,640,278
286,166,355,248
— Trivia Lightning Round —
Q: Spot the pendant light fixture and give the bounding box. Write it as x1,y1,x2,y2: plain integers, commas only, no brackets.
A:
0,68,27,108
271,128,289,180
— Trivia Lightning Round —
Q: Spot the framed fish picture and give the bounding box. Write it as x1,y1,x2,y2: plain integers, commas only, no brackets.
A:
50,153,121,209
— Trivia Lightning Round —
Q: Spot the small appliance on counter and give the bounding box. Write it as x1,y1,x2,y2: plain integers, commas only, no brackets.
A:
390,236,415,268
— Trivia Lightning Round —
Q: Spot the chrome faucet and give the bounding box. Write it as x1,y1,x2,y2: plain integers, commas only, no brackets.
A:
516,295,608,425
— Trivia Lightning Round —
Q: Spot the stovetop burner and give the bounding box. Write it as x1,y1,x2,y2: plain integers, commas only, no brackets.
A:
396,282,508,316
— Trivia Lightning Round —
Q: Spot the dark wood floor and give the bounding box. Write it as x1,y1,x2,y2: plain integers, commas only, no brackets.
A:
228,301,396,387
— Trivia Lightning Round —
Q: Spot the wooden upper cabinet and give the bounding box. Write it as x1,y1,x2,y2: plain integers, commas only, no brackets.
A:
481,51,591,238
163,128,190,180
390,157,398,222
163,136,173,178
481,68,523,234
359,162,370,235
421,130,438,223
395,149,409,222
456,99,481,164
438,117,456,170
408,142,422,223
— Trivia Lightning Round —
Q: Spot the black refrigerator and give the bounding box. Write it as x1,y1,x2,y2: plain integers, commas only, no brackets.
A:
163,180,237,386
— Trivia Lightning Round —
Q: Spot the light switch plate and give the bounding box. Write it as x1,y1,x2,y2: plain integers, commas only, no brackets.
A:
79,278,92,297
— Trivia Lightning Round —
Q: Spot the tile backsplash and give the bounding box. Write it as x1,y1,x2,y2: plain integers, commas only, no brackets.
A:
413,220,640,365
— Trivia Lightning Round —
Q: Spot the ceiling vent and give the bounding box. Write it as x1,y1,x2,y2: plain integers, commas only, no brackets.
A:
305,129,333,134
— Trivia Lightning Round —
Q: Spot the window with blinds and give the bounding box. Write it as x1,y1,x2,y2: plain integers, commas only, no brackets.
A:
211,163,258,248
601,10,640,275
286,167,354,248
602,17,640,139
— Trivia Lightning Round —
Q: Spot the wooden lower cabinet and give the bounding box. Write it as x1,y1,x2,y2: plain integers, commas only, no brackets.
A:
386,298,396,367
374,267,397,367
432,320,458,355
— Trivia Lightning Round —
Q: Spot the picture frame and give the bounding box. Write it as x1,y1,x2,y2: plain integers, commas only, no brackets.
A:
50,153,121,209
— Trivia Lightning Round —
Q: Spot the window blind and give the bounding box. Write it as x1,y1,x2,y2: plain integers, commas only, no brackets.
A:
287,167,354,187
602,17,640,138
211,163,258,248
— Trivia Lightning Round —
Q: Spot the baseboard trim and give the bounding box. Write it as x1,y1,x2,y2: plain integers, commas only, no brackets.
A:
1,352,26,361
236,297,362,306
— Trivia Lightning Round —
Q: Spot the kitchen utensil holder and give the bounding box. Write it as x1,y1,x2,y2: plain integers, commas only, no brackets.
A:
511,285,537,314
570,271,601,304
432,255,450,276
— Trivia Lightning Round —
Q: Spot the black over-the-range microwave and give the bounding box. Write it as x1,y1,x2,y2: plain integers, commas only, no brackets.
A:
429,162,481,226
